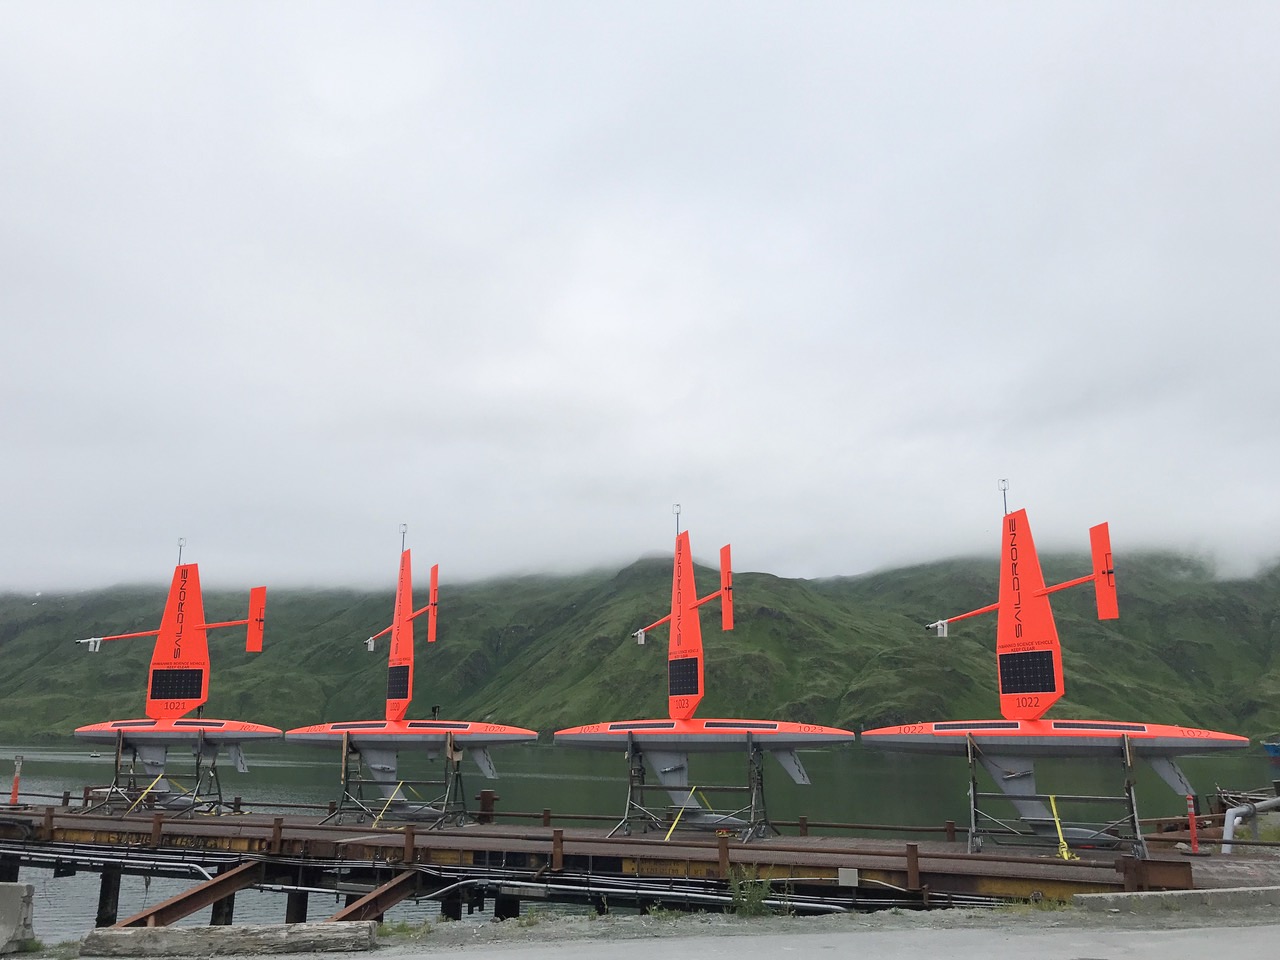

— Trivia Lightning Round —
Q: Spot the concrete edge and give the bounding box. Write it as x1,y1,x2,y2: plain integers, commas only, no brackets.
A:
0,883,36,955
1075,886,1280,913
80,921,379,956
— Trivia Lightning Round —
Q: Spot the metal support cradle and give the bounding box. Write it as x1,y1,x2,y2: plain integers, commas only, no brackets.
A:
80,731,232,818
965,734,1149,859
608,732,778,842
322,734,469,828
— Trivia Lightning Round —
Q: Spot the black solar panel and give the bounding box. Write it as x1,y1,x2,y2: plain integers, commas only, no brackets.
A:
998,650,1058,694
668,656,700,697
149,668,203,700
1053,721,1147,732
387,665,410,701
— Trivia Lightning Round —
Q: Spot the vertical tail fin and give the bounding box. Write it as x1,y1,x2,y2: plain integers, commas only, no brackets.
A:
386,549,414,723
246,586,267,653
1089,522,1119,620
719,545,734,631
996,510,1063,721
146,564,211,720
426,563,439,644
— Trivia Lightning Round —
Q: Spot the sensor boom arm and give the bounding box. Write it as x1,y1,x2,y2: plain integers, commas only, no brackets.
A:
926,521,1117,635
79,585,267,653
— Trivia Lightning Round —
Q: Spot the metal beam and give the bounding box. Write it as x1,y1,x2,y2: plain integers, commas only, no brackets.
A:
326,869,422,922
116,861,266,928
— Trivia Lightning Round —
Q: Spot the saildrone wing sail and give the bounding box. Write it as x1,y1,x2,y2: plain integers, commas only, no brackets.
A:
996,510,1063,720
146,564,211,720
386,549,415,723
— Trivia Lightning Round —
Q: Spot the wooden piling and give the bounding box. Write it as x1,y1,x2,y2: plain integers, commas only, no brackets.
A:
95,866,122,928
402,825,415,864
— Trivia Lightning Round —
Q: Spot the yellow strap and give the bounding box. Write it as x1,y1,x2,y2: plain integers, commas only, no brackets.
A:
1049,795,1079,861
124,774,167,816
664,787,698,842
373,781,405,827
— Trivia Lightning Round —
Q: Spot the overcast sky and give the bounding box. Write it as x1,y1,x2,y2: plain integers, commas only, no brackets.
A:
2,2,1277,592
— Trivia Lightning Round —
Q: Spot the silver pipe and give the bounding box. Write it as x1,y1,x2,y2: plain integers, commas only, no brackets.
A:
12,850,214,880
420,876,851,913
1221,795,1280,854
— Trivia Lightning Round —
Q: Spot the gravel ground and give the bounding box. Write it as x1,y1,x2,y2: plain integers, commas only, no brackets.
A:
51,901,1280,958
375,901,1280,955
375,917,1280,960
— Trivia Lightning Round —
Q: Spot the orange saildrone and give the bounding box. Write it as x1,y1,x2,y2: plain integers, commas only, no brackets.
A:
286,540,537,824
861,507,1248,854
556,527,857,838
74,556,280,811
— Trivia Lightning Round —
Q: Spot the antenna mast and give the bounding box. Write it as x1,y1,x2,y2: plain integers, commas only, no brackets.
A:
176,537,186,564
400,523,407,552
672,503,681,536
998,479,1010,516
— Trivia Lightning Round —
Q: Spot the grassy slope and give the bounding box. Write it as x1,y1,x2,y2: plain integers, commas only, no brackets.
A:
1,551,1277,740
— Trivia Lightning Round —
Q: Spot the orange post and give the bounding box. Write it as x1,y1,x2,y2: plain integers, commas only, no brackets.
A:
8,755,22,805
1186,795,1200,854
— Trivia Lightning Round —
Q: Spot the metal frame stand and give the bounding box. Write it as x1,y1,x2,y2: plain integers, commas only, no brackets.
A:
608,733,777,842
324,735,468,828
82,732,227,818
608,735,666,838
966,734,1149,858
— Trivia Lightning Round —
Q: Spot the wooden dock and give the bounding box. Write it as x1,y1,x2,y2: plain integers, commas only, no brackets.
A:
0,803,1201,929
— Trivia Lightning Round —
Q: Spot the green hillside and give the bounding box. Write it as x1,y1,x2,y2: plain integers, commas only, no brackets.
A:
1,550,1278,741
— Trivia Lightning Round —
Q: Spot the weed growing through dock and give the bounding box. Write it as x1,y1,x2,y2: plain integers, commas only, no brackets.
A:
728,866,773,916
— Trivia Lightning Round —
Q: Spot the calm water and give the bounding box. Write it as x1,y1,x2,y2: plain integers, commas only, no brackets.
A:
3,741,1274,942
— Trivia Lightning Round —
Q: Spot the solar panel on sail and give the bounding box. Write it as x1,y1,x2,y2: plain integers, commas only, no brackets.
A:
668,656,700,697
998,650,1057,694
387,665,410,701
149,668,204,700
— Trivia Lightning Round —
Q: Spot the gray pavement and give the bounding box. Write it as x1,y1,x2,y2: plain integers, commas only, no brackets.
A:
375,922,1280,959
